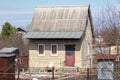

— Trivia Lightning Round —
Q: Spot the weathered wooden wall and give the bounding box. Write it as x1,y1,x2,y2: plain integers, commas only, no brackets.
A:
0,56,15,80
29,39,83,68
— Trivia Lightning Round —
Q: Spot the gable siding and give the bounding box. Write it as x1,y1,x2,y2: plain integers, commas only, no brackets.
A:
82,16,93,68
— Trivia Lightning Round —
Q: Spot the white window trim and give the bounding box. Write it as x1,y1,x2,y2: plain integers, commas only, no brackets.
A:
38,44,45,56
50,44,58,56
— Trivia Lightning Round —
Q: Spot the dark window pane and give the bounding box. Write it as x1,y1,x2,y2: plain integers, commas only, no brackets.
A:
52,45,57,54
66,45,75,56
39,45,44,54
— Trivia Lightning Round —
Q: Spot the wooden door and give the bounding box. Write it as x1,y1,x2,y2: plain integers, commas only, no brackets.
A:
65,45,75,66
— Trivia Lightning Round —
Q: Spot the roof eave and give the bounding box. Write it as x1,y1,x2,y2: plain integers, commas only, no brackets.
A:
26,38,81,40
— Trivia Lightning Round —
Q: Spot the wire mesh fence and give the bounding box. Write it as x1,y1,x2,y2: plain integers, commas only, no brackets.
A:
0,67,118,80
0,67,120,80
0,58,120,80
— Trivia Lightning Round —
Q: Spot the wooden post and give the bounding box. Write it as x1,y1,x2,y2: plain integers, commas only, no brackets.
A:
90,59,91,80
116,62,118,80
18,68,20,80
87,68,89,80
52,67,54,80
17,59,20,80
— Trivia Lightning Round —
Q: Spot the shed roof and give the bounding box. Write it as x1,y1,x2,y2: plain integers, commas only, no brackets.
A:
0,47,18,54
0,54,16,58
24,31,83,39
96,54,116,60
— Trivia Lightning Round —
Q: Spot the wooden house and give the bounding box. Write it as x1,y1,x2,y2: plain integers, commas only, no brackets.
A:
25,5,94,69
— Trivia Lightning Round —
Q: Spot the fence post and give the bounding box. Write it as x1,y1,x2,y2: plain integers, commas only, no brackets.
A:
17,59,20,80
117,61,118,80
87,68,89,80
52,67,54,80
18,68,20,80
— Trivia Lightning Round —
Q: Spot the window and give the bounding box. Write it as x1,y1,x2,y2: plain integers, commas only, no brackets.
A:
38,44,45,56
51,44,58,56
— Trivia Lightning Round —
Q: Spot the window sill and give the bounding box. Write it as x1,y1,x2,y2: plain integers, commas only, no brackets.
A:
50,54,58,56
38,54,45,56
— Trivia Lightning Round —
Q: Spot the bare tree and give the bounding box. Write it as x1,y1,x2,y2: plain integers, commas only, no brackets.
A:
25,24,31,32
94,3,120,45
94,2,120,79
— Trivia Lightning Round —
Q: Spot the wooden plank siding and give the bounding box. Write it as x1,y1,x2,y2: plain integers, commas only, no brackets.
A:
0,57,15,80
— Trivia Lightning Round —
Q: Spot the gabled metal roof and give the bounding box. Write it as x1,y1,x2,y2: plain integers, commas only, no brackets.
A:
30,6,89,32
24,31,83,39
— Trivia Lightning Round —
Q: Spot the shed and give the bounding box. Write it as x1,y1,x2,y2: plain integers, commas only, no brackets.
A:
0,47,18,80
96,54,116,80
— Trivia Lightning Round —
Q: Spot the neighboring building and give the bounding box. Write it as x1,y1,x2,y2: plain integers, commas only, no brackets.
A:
17,27,26,34
94,36,119,80
17,27,27,40
94,35,120,62
0,47,18,80
111,46,120,55
25,5,94,69
96,54,116,80
16,27,29,70
94,35,120,55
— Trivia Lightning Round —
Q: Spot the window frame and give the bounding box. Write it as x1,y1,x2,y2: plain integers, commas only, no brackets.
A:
50,44,58,56
38,44,45,56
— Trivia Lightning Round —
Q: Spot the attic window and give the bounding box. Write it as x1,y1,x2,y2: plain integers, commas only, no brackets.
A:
38,44,45,56
51,44,58,56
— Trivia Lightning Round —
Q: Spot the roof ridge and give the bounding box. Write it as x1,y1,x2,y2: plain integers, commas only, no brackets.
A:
35,5,89,8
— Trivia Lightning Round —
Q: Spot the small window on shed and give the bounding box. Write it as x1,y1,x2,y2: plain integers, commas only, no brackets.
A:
51,44,58,56
38,44,45,56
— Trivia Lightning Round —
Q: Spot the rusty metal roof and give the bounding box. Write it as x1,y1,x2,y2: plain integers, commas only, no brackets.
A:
96,54,116,60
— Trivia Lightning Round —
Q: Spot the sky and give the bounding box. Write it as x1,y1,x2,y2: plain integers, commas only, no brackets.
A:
0,0,119,30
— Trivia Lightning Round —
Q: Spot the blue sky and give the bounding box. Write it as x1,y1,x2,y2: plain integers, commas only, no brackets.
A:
0,0,119,30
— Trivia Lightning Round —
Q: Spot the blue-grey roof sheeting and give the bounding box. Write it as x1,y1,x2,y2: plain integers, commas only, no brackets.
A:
0,47,18,53
24,31,83,39
0,54,16,57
